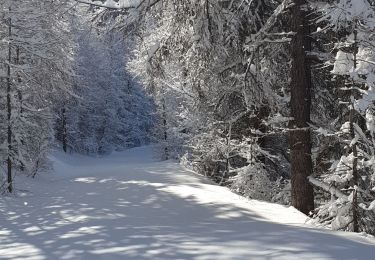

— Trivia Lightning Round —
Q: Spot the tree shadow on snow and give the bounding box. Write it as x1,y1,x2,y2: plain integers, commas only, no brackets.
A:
0,162,374,260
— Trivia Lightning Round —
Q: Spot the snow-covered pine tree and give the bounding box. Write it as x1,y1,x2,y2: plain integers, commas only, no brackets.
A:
309,0,375,234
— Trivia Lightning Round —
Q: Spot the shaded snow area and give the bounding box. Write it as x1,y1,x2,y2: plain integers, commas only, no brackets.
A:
1,146,375,260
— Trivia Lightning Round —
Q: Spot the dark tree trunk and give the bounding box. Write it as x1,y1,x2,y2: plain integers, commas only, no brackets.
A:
7,13,13,193
289,0,314,214
350,25,359,233
62,107,68,153
16,47,25,172
162,99,168,160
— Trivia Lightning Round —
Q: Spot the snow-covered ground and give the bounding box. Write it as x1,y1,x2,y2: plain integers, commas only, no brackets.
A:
0,146,374,260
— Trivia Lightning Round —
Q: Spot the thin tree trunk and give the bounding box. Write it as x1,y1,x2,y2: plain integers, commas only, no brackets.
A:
16,46,24,172
350,25,359,233
62,107,68,153
162,99,168,160
289,0,314,214
221,122,232,185
7,12,12,193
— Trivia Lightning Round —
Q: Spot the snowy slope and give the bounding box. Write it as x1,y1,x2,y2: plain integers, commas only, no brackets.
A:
0,146,374,260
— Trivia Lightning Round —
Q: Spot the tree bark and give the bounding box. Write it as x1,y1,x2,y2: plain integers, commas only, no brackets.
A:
289,0,314,214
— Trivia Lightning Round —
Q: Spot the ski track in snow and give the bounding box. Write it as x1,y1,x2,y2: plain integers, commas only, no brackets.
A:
0,146,374,260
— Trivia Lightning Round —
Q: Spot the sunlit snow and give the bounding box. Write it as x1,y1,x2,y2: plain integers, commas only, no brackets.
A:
0,146,374,259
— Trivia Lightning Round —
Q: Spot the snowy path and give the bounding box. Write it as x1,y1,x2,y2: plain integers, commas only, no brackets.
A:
1,147,374,260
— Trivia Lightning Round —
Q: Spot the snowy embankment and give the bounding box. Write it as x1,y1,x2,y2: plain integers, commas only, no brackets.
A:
0,146,374,260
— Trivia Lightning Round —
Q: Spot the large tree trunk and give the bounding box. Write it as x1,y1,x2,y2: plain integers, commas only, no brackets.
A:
289,0,314,214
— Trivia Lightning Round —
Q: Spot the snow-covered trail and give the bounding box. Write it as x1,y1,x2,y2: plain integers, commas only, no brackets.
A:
1,147,374,260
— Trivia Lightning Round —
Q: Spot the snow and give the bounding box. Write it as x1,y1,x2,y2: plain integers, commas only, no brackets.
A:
332,50,354,75
1,146,375,260
77,0,141,9
318,0,375,28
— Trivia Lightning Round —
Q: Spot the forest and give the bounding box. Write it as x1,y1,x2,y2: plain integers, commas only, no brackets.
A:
1,1,375,259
